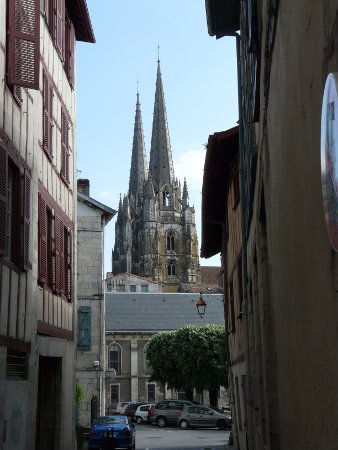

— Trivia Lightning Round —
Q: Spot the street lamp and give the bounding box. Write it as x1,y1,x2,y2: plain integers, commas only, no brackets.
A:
196,292,207,319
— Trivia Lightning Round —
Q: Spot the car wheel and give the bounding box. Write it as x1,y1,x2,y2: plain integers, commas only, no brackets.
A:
157,417,167,427
135,416,143,424
217,419,226,430
179,419,189,430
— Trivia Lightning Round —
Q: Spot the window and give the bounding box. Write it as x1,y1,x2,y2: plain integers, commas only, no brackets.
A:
107,281,112,291
162,188,169,206
166,233,175,251
147,383,156,402
43,72,54,159
110,384,120,403
41,0,75,87
168,263,175,276
144,343,150,371
6,349,28,380
130,285,136,292
141,285,148,292
0,142,31,271
117,284,125,292
61,108,70,184
6,0,40,90
109,343,121,374
78,306,91,351
38,193,72,300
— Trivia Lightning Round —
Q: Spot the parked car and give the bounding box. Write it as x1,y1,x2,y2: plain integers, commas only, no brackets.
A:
177,405,232,430
88,415,136,450
148,399,193,427
134,403,155,424
124,402,145,421
116,401,133,415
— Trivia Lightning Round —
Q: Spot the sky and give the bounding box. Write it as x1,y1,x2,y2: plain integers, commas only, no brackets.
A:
76,0,238,275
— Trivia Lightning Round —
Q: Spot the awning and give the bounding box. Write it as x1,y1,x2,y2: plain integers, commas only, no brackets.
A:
205,0,240,38
201,126,239,258
66,0,95,43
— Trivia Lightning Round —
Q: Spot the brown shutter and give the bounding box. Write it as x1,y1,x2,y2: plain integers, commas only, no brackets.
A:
61,109,69,183
38,194,47,283
43,73,53,158
60,220,65,295
55,215,60,292
0,146,7,256
7,0,40,90
66,228,72,301
53,0,65,59
68,22,75,88
22,169,31,271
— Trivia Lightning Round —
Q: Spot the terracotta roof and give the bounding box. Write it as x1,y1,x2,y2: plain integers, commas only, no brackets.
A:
201,266,222,285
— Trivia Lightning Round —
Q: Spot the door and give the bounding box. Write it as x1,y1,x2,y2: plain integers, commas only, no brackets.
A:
35,357,62,450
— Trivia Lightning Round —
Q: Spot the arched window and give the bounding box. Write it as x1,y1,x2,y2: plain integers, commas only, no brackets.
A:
166,233,175,251
168,263,176,276
144,343,150,371
162,188,169,206
108,342,121,374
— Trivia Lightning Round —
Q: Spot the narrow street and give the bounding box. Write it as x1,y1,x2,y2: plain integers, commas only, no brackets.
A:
133,424,230,450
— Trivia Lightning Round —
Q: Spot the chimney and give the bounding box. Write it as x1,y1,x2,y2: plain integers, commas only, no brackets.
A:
77,179,90,196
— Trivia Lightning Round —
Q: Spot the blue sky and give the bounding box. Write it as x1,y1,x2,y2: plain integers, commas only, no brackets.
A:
76,0,238,274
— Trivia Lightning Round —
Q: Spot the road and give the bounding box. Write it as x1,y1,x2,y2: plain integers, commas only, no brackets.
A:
135,423,231,450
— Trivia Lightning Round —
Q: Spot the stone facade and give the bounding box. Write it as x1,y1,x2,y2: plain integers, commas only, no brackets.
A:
113,63,201,291
76,180,115,427
105,272,164,293
0,3,94,450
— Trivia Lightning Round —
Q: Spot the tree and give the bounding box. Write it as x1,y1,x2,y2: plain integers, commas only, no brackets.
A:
146,324,228,405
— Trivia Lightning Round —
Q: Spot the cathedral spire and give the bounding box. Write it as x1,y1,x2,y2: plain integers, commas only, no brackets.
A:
149,59,175,193
129,91,148,207
182,177,189,209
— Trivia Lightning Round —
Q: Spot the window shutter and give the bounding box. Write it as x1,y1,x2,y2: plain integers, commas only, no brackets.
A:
60,220,65,294
43,74,53,158
53,0,65,59
61,109,69,183
22,169,31,271
66,228,72,301
68,22,75,88
7,0,40,90
78,306,91,351
38,194,47,283
54,215,60,292
0,146,7,256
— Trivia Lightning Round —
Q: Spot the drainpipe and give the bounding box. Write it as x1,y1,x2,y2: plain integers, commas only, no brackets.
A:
236,31,254,450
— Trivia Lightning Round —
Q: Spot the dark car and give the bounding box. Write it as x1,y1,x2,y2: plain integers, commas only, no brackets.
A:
177,405,232,430
88,415,136,450
124,402,145,421
148,399,193,427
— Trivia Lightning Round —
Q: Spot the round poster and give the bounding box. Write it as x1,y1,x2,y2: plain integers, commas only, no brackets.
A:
321,73,338,251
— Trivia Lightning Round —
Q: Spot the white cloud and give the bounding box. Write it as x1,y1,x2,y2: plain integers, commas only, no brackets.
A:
174,146,206,191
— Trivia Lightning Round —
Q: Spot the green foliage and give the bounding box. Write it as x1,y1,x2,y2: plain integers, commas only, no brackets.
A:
76,382,84,408
146,324,228,393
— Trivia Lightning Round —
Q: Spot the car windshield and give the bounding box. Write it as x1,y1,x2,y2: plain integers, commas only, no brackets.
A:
208,406,224,414
97,416,126,424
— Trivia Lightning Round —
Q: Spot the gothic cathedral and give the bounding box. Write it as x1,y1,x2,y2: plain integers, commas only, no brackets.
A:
112,61,201,291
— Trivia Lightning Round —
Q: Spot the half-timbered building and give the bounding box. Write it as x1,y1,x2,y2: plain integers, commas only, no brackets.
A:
0,1,94,449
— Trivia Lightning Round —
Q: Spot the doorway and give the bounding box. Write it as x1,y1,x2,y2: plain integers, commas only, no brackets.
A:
35,356,62,450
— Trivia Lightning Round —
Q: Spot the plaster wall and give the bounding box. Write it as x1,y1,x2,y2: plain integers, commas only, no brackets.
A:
248,1,338,448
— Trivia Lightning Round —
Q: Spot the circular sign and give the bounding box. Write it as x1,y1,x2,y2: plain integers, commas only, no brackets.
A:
321,73,338,251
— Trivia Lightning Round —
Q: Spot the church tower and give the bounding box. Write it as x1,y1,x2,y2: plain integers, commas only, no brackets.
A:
113,60,201,291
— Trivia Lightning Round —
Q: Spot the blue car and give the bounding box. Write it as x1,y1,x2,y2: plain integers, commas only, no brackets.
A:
89,416,136,450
